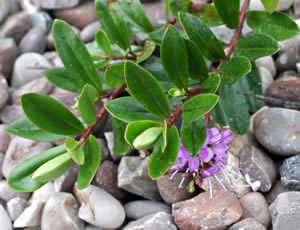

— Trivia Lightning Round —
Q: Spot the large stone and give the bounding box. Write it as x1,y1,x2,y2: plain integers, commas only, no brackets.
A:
42,193,84,230
0,0,14,24
124,200,171,220
0,105,26,124
258,66,273,94
54,164,79,192
0,74,8,110
240,146,277,192
254,108,300,156
19,27,47,54
174,191,242,230
53,2,97,29
118,157,161,200
11,52,52,88
269,192,300,230
0,125,10,153
0,204,13,230
0,12,32,43
203,152,251,198
245,0,295,11
95,160,127,200
2,137,52,178
12,77,54,104
280,154,300,191
275,48,300,72
256,56,276,77
229,218,267,230
74,184,125,229
80,21,101,43
6,197,29,221
240,192,271,228
157,172,197,204
124,212,177,230
30,12,53,33
0,38,18,78
14,200,44,228
33,0,80,9
0,180,30,201
31,182,56,203
211,25,235,45
228,132,257,158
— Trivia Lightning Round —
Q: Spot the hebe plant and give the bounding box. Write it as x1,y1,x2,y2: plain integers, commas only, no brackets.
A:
5,0,300,192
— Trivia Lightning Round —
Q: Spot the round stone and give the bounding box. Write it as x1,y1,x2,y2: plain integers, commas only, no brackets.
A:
33,0,80,9
0,37,18,78
280,154,300,191
30,12,53,33
19,27,47,54
0,74,9,110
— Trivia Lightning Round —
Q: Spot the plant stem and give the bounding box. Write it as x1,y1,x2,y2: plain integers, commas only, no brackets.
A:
79,84,126,144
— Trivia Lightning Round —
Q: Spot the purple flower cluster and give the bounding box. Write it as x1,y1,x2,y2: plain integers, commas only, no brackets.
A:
170,127,234,192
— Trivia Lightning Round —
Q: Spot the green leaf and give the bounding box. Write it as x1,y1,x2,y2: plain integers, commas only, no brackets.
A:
5,120,66,142
185,39,209,80
238,61,263,113
148,29,165,45
213,0,240,29
168,88,186,97
197,4,223,27
8,146,66,192
104,63,125,88
148,125,179,179
125,61,171,118
181,119,206,157
141,57,169,82
161,120,168,152
137,40,156,64
235,33,280,60
179,12,226,61
77,135,101,189
247,11,300,41
213,82,250,134
133,127,163,150
112,117,131,155
182,94,219,122
32,153,73,183
95,0,130,50
261,0,279,13
53,20,102,92
161,25,189,90
125,120,161,146
200,73,221,94
169,0,191,16
21,93,85,136
120,0,153,33
65,137,85,165
44,67,85,93
79,84,99,126
105,97,163,123
95,29,112,55
220,56,252,84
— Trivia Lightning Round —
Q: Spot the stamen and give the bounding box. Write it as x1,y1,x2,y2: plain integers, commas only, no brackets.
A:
221,170,230,182
214,174,227,191
178,169,189,188
208,178,213,199
169,170,178,180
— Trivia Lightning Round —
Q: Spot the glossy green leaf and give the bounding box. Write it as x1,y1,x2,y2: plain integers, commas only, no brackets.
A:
5,120,66,142
32,153,73,183
235,33,280,60
104,63,125,88
220,56,252,84
105,97,163,123
148,29,165,45
168,88,186,97
95,0,130,50
238,61,263,113
53,20,102,92
213,82,250,134
161,25,189,89
179,12,226,61
77,135,102,189
44,67,84,93
197,4,223,27
112,117,131,155
125,120,161,146
120,0,153,33
213,0,240,28
181,119,206,157
141,57,169,82
96,29,112,55
79,84,99,126
148,125,179,179
247,11,300,41
137,40,156,63
133,127,163,150
125,61,171,118
261,0,279,13
185,39,209,81
21,93,85,136
65,137,85,165
182,94,219,122
8,146,66,192
169,0,191,16
161,120,168,152
200,73,221,94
